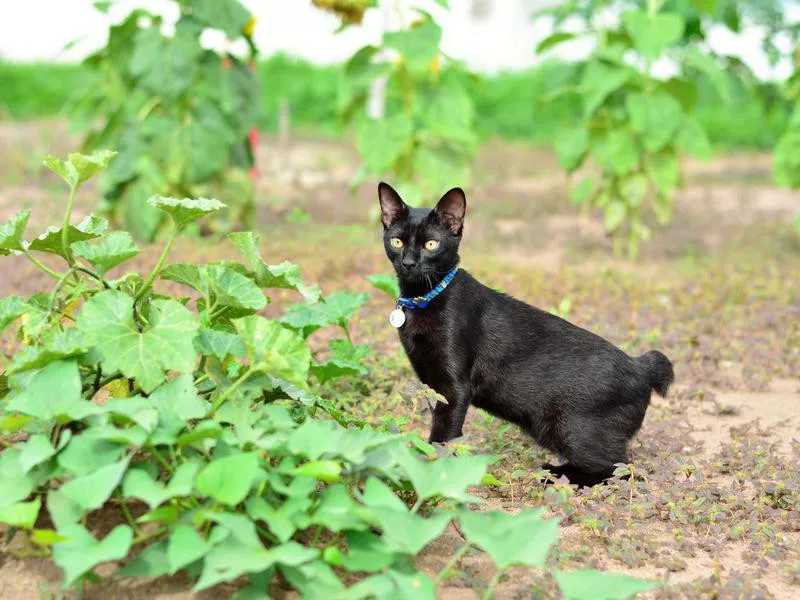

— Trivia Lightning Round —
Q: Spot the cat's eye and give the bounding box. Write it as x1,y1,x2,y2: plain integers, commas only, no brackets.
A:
424,240,440,251
390,237,404,249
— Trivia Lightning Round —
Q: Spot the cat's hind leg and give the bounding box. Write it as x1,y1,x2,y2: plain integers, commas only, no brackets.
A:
542,462,615,488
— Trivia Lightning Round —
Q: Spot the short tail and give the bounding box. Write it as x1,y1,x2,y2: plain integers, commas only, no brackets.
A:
636,350,674,397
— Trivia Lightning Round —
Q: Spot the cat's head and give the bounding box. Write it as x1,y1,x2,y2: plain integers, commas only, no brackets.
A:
377,182,466,282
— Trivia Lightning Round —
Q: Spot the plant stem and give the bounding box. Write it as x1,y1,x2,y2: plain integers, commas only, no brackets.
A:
135,228,179,303
119,496,142,535
410,497,424,513
48,267,76,314
148,446,174,474
22,249,64,280
483,570,503,600
61,185,78,265
434,543,471,583
210,367,253,413
133,527,167,546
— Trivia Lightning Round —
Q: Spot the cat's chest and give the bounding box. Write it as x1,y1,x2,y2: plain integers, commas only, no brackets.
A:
397,310,448,359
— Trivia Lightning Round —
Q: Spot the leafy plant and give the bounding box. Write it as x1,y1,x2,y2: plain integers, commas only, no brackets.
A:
536,0,725,258
338,2,478,206
70,0,260,242
0,152,655,595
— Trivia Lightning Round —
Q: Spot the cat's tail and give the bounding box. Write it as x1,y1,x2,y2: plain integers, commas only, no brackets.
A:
636,350,674,397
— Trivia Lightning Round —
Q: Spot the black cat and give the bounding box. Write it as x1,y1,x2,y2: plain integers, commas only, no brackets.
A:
378,182,674,487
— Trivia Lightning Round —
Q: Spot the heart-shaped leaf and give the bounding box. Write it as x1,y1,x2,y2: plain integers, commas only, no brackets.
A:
554,569,656,600
195,451,261,506
623,9,685,61
0,497,41,528
399,453,493,502
26,215,108,257
60,456,131,511
77,290,199,393
370,507,450,554
366,273,400,299
72,231,140,275
52,524,133,586
234,316,311,387
459,508,559,569
0,211,30,254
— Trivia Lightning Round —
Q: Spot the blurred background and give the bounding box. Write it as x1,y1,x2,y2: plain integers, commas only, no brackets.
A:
0,3,798,596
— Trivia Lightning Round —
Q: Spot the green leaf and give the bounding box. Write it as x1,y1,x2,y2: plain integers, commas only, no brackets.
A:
27,215,108,258
460,509,559,569
60,456,131,511
555,570,656,600
0,211,30,253
195,539,318,591
555,127,589,172
604,201,627,232
356,114,413,174
122,462,199,509
147,196,227,230
623,9,685,61
620,174,649,207
7,360,96,421
690,0,718,16
293,460,342,483
361,478,407,512
8,328,85,375
167,524,214,573
627,92,683,152
0,497,41,528
0,295,28,333
129,21,203,98
398,453,492,502
234,316,311,387
421,80,476,146
366,273,399,299
46,490,84,530
67,149,118,184
117,540,171,578
189,0,251,39
371,507,451,554
57,429,125,476
383,17,441,73
229,232,321,302
582,62,634,116
338,531,395,572
388,570,437,600
648,149,680,196
676,117,712,160
685,47,732,103
43,155,78,188
202,264,267,311
196,326,246,361
31,529,69,547
77,290,199,393
569,178,594,205
72,231,140,275
536,32,577,53
592,130,639,175
52,524,133,587
195,452,261,506
18,434,58,473
311,484,373,532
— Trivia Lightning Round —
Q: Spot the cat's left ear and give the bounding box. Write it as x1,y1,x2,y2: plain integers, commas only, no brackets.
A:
434,187,467,235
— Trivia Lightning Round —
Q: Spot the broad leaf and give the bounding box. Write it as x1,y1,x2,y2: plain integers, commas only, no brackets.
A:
592,129,639,175
604,201,627,232
229,232,321,302
77,290,199,393
129,21,203,98
6,359,96,421
366,273,399,299
0,211,30,253
201,264,267,311
555,127,589,172
459,509,559,569
52,524,133,586
167,523,214,573
536,31,577,53
582,62,634,116
26,215,108,258
623,9,685,61
148,196,226,229
68,149,118,184
676,117,712,160
627,92,683,152
0,497,41,528
18,434,58,473
190,0,251,39
195,452,261,506
234,316,311,387
383,17,441,73
123,462,199,509
72,231,140,275
195,326,246,361
60,456,131,510
370,507,450,554
554,570,656,600
356,114,413,173
8,328,85,375
399,453,493,502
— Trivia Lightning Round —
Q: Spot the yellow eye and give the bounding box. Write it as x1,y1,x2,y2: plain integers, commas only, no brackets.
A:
424,240,440,251
390,237,404,249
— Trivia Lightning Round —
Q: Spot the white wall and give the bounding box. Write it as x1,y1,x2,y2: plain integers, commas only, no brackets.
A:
0,0,794,80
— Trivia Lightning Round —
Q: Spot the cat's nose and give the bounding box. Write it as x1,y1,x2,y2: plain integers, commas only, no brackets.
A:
402,254,417,268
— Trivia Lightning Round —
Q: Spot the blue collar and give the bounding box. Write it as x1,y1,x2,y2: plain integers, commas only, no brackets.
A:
397,267,458,310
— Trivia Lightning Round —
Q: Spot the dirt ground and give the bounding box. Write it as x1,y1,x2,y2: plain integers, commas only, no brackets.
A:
0,120,797,599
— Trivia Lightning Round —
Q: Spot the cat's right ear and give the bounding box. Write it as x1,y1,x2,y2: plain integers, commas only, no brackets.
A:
378,182,408,229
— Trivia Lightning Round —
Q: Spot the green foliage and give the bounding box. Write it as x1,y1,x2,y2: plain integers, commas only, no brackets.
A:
69,1,260,241
339,8,477,205
536,0,731,258
0,151,653,596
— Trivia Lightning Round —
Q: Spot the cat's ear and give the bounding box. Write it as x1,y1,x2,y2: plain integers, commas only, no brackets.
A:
378,182,408,228
434,187,467,235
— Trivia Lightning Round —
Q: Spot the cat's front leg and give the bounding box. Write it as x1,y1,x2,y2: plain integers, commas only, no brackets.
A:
428,390,471,443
